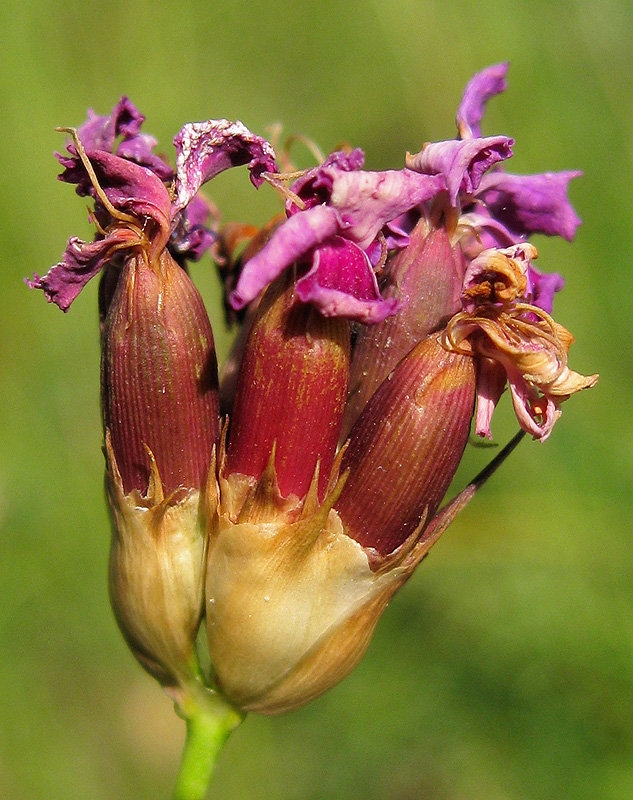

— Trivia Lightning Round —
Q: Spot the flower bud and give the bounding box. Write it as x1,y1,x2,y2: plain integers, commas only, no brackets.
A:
343,221,465,437
104,249,220,686
225,274,350,500
336,333,476,556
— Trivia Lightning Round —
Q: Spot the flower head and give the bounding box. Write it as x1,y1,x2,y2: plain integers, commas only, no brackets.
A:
406,63,582,251
229,149,446,322
31,70,598,728
28,104,278,688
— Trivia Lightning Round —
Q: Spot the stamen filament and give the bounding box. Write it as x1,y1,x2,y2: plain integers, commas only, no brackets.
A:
261,172,307,210
56,127,140,228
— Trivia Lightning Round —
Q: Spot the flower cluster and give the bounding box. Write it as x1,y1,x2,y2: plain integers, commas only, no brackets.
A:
30,66,596,716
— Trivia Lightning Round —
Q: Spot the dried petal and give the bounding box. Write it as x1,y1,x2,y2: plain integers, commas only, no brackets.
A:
457,62,509,139
27,228,139,312
172,119,278,214
476,170,582,241
406,136,514,205
443,304,598,440
462,243,537,312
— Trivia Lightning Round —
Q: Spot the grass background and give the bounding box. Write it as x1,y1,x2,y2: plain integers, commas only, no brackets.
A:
0,0,630,798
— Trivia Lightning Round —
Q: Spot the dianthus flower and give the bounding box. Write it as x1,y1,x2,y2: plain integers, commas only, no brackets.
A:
343,63,592,440
28,70,597,799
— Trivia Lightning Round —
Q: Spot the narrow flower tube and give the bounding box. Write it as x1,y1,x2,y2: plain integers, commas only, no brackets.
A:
101,212,220,690
102,249,219,495
336,334,476,556
225,274,350,500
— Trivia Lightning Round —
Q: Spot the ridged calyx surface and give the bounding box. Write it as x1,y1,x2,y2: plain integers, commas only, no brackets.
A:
225,276,350,500
101,249,220,495
344,223,465,437
336,334,476,555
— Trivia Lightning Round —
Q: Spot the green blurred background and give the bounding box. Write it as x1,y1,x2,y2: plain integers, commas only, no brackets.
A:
0,0,630,798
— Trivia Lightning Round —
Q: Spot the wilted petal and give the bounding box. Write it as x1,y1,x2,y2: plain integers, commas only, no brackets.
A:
457,63,509,139
476,170,582,240
526,265,564,314
86,151,172,249
58,99,174,191
382,209,419,250
71,97,145,155
506,373,560,441
473,359,507,439
407,136,513,205
26,228,140,311
169,195,217,262
172,119,278,214
295,237,399,322
230,169,445,314
328,169,445,250
117,133,174,181
458,208,519,259
462,243,537,312
230,205,341,310
290,148,365,203
442,305,598,440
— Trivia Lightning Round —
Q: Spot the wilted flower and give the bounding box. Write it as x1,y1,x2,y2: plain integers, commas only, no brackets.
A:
29,102,277,686
30,66,596,749
345,62,586,437
441,244,598,440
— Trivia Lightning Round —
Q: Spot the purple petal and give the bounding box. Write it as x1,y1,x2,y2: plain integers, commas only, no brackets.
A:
57,98,175,189
26,228,139,311
382,209,419,250
117,133,174,181
527,265,565,314
172,120,278,214
457,63,509,139
73,97,145,154
476,170,582,241
458,208,520,259
229,204,341,310
327,169,446,249
295,237,399,323
289,148,365,204
407,136,513,205
170,196,217,262
86,151,172,248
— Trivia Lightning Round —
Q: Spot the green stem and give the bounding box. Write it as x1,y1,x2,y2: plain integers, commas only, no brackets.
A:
172,685,244,800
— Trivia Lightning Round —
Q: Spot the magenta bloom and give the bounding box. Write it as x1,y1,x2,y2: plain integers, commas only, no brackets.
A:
229,150,446,323
28,108,277,311
407,63,581,280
